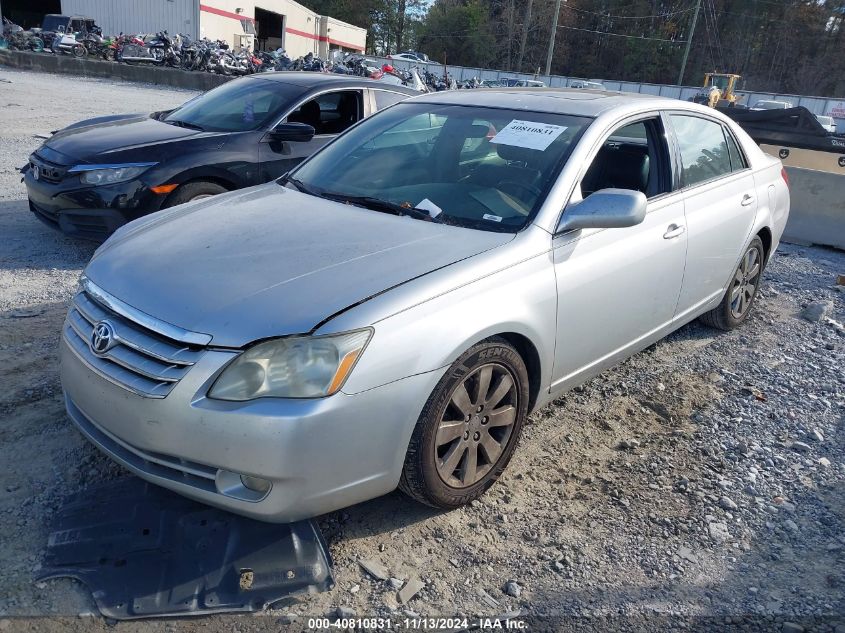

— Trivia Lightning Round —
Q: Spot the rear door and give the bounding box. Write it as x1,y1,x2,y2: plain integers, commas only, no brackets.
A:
258,89,365,181
667,113,758,321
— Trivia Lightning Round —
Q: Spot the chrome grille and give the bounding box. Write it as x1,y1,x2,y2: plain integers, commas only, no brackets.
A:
63,290,206,398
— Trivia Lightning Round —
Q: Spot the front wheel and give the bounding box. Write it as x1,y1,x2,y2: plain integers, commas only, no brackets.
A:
700,236,765,330
163,181,227,207
399,337,529,509
71,44,87,58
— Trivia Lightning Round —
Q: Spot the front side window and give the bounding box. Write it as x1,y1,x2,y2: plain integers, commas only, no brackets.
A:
288,103,590,232
670,114,732,187
164,79,301,132
580,118,669,200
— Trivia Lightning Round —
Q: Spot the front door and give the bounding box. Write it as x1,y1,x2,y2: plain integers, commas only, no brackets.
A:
551,115,687,392
258,89,364,181
667,114,759,320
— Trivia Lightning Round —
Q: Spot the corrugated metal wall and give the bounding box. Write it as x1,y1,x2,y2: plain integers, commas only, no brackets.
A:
61,0,200,39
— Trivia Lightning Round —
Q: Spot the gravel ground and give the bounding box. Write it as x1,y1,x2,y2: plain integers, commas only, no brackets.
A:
1,67,844,632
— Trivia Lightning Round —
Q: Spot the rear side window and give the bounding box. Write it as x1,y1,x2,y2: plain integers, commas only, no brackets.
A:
724,128,747,171
373,90,407,110
670,115,733,187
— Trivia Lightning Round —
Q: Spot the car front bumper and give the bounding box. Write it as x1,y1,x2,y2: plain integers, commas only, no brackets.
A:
24,167,165,241
60,332,441,523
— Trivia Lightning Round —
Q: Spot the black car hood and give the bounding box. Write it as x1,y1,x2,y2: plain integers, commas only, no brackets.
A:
44,114,228,164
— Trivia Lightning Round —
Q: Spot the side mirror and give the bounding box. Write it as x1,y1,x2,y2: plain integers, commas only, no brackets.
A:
269,122,315,143
557,188,647,233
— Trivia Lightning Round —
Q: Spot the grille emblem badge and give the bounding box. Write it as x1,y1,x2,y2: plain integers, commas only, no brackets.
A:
90,321,116,355
32,165,40,181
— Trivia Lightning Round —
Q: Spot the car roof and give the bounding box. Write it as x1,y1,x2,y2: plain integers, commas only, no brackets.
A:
245,72,419,95
412,88,680,118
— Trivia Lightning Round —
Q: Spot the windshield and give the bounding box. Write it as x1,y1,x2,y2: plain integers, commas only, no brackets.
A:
164,79,301,132
288,103,589,232
709,75,730,90
41,15,68,31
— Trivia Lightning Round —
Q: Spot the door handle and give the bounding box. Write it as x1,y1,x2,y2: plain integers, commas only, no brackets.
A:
741,194,755,207
663,224,686,239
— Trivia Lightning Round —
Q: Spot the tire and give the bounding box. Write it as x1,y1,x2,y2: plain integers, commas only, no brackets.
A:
104,48,116,61
399,337,529,509
71,44,86,58
163,181,227,208
699,235,765,331
29,37,44,52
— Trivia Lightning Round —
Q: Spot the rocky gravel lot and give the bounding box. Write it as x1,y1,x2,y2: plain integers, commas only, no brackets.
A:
0,68,843,632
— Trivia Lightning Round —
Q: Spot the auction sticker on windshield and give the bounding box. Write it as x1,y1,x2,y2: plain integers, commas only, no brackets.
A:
490,120,568,151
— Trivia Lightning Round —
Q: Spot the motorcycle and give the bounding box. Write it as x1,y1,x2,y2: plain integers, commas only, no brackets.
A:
119,30,181,67
78,31,116,60
1,18,45,52
51,31,87,58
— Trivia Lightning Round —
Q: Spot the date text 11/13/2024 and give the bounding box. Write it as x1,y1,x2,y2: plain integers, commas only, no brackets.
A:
306,616,528,629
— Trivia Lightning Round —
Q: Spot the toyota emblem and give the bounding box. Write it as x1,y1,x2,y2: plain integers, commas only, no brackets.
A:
90,321,116,355
32,165,40,181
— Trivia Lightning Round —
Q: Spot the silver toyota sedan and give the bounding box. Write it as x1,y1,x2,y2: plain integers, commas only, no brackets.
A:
60,89,790,522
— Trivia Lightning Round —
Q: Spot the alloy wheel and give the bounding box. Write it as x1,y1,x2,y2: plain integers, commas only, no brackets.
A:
434,363,518,488
729,245,762,319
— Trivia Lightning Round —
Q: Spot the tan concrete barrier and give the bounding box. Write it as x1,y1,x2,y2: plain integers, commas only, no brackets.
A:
759,144,845,251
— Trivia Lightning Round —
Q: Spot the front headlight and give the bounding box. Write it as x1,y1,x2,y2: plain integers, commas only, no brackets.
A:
208,329,372,401
69,163,157,185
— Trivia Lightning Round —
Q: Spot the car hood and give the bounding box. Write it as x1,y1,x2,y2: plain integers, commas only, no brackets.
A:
43,114,224,163
85,184,514,347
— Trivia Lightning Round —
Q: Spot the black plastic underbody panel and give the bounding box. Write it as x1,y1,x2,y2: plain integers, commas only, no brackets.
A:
36,478,334,619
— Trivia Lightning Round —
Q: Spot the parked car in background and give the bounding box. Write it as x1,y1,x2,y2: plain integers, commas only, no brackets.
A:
570,80,605,90
23,73,416,241
752,99,793,111
500,78,546,88
61,90,789,523
387,50,434,64
815,114,837,134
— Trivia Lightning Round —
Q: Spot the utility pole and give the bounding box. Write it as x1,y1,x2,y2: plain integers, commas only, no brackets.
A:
677,0,702,86
516,0,533,72
545,0,563,77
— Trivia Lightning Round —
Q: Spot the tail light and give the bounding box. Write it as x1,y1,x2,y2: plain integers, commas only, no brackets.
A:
781,167,790,188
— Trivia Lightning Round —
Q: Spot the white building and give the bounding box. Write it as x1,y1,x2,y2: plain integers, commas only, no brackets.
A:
28,0,366,56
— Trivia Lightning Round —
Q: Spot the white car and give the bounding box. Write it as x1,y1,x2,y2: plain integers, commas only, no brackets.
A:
570,80,606,90
387,52,435,65
815,114,837,134
752,100,793,111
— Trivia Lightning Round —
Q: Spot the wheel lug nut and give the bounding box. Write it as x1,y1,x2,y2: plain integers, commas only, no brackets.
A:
473,431,480,441
482,417,488,424
464,431,470,440
476,406,483,413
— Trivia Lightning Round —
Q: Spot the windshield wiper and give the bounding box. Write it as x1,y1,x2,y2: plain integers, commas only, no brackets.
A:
285,176,325,199
325,194,443,223
165,119,205,131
